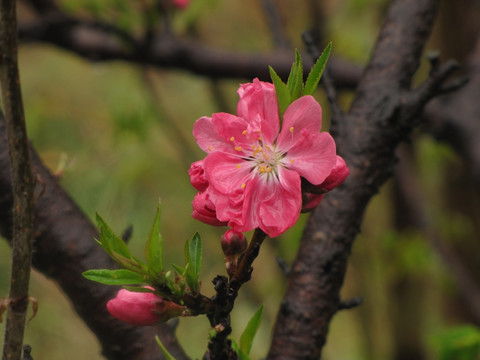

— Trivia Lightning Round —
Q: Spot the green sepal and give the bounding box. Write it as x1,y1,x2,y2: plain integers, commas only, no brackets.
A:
269,66,291,117
145,202,164,274
82,269,146,285
303,42,332,96
155,336,177,360
239,305,264,356
286,50,304,103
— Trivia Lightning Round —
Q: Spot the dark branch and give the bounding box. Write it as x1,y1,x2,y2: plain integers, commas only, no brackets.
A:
0,0,35,358
0,113,188,360
268,1,451,359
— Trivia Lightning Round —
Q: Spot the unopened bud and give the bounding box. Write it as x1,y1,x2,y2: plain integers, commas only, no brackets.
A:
107,287,184,326
221,229,247,256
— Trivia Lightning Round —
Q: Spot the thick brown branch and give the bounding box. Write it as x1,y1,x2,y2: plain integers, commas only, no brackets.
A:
268,1,446,359
0,113,188,360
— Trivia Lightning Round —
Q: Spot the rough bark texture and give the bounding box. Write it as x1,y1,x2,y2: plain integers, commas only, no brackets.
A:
267,0,452,358
0,113,188,360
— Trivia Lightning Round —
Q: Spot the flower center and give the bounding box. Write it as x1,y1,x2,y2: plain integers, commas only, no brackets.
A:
250,142,284,178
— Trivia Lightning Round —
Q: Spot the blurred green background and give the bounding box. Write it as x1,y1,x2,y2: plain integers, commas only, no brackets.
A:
1,0,480,359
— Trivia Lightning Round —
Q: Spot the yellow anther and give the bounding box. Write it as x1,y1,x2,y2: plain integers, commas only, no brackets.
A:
265,166,272,173
241,183,246,189
290,159,295,164
289,126,294,133
242,130,247,136
237,164,241,169
230,136,235,142
259,165,266,174
235,146,243,152
209,146,214,151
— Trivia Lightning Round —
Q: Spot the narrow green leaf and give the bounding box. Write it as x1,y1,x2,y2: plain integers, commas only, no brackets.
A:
189,233,202,277
172,263,185,275
82,269,146,285
155,336,177,360
145,203,163,274
231,339,250,360
96,213,132,259
239,305,264,356
122,286,155,293
303,42,332,96
286,50,304,102
269,66,291,117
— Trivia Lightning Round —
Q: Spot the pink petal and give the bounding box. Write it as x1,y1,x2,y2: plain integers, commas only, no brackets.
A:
204,152,255,194
237,78,279,145
235,167,301,237
193,116,231,154
284,131,337,185
301,193,324,213
192,190,227,226
211,112,256,153
277,96,322,151
107,289,160,326
188,160,208,192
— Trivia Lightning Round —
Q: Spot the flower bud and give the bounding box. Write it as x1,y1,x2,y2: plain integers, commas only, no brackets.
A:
301,193,324,213
192,191,227,226
188,160,209,192
317,156,349,193
221,229,247,256
172,0,189,9
107,288,184,326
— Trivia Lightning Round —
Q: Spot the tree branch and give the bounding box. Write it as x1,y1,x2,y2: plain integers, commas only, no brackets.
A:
0,113,188,360
268,1,449,359
0,0,35,358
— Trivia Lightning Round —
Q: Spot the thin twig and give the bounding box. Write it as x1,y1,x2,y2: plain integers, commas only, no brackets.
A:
0,0,35,359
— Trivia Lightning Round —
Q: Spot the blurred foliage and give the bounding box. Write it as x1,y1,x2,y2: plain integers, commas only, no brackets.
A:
1,0,479,359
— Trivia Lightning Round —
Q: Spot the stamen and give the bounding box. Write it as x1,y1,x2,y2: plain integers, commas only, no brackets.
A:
230,136,235,142
237,164,241,169
235,146,243,152
289,126,294,133
209,146,214,151
241,183,246,189
242,130,247,136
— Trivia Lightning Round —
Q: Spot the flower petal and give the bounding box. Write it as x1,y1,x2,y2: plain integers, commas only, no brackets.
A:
284,131,337,185
277,96,322,151
204,152,254,194
234,167,301,237
193,116,231,154
237,78,279,145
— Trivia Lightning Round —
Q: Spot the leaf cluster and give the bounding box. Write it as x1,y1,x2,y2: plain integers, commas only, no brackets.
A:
269,43,332,118
82,203,203,302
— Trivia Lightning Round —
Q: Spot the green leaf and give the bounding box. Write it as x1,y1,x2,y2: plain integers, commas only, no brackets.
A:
172,264,185,276
82,269,146,285
286,50,304,102
269,66,291,117
239,305,264,356
231,339,250,360
155,336,177,360
145,203,163,274
303,42,332,96
96,213,132,259
188,233,202,277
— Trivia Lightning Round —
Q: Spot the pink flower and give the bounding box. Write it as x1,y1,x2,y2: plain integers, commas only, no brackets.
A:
190,78,342,237
107,288,184,326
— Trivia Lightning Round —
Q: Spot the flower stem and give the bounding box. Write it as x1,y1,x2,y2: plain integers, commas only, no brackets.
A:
229,228,267,291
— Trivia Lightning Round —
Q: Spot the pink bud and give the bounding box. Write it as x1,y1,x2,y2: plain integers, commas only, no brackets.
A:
189,160,209,192
107,288,184,326
221,229,247,256
192,191,227,226
317,156,349,192
301,193,324,213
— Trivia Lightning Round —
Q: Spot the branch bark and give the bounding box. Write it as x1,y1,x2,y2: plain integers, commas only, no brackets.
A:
0,113,188,360
0,0,35,358
268,0,452,359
